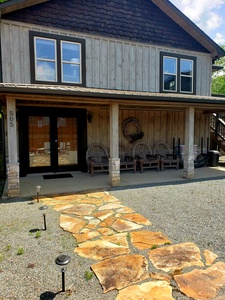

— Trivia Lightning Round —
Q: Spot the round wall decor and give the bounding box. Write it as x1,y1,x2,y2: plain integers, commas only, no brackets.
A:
122,117,144,143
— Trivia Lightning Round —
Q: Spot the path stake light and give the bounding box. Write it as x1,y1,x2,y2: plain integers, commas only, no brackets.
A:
35,185,41,203
39,205,48,230
55,254,71,292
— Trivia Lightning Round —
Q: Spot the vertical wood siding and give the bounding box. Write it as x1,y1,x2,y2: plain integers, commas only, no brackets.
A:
1,20,212,96
87,107,209,153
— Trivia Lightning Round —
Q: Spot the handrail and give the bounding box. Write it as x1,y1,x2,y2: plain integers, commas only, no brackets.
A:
210,114,225,142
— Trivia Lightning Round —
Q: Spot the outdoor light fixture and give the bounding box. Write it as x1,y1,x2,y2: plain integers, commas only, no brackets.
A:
39,205,48,230
35,185,41,203
55,254,71,293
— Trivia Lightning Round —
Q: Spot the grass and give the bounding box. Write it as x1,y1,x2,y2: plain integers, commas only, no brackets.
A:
35,231,41,238
84,270,94,281
17,247,24,255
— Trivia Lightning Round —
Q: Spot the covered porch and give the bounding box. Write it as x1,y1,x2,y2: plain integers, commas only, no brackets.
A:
2,84,225,197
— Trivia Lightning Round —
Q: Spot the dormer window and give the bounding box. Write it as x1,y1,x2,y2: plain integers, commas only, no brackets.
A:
160,52,196,94
29,31,86,86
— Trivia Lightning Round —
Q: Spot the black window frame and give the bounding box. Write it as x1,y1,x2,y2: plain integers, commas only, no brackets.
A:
29,31,86,86
160,52,196,94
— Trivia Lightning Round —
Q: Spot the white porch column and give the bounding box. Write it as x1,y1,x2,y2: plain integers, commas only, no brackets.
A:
109,103,120,186
6,97,20,197
183,106,195,179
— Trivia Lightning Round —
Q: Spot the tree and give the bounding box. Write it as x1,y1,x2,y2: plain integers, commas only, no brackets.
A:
212,45,225,95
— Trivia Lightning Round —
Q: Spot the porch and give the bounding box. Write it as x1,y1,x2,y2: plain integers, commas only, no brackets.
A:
2,161,225,199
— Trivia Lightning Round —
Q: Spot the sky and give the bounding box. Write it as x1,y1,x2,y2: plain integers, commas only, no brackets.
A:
169,0,225,45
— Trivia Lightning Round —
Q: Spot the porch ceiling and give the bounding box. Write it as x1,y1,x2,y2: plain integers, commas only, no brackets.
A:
1,83,225,113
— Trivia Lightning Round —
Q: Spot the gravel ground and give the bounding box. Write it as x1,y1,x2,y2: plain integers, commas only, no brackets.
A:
0,178,225,300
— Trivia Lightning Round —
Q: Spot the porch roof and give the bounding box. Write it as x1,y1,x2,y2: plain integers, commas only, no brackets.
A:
1,83,225,102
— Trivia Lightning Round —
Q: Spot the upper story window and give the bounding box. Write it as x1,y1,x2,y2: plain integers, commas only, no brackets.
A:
29,31,86,86
160,52,196,94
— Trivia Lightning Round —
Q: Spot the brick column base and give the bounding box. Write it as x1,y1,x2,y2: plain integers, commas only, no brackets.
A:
183,156,195,179
109,158,120,186
7,163,20,197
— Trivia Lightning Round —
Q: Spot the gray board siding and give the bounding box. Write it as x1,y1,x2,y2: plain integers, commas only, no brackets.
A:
1,20,212,95
2,0,209,53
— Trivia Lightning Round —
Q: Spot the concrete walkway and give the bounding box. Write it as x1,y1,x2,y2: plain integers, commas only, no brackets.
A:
2,163,225,199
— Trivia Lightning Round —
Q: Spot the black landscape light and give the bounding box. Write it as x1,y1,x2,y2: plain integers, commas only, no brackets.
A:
35,185,41,203
55,254,71,292
39,205,48,230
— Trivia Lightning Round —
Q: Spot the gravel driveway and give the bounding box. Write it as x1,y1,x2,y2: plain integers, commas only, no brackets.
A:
0,178,225,300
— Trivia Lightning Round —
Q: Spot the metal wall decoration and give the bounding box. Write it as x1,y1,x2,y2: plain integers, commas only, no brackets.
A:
122,117,144,143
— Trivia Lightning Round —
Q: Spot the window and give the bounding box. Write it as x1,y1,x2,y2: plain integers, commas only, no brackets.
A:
29,31,85,85
160,52,196,94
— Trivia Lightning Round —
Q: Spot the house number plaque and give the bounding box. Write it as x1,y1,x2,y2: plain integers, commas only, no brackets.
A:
9,110,15,127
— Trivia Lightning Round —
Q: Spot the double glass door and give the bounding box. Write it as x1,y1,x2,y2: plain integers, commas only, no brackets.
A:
28,115,78,171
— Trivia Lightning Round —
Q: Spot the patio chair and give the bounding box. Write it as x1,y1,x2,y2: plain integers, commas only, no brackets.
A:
132,142,160,172
153,141,179,171
119,144,137,173
86,143,109,176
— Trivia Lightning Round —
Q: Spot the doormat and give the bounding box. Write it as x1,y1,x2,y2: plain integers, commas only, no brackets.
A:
43,173,73,180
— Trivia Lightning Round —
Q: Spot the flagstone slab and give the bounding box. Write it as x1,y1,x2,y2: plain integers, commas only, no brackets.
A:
93,210,114,221
91,254,149,293
116,206,135,214
131,231,171,250
53,203,75,211
112,219,143,232
63,203,96,216
103,193,121,203
99,216,117,227
174,262,225,300
122,213,152,226
98,203,125,210
74,239,130,260
87,192,108,198
148,242,204,272
60,215,86,233
115,281,175,300
101,233,128,247
150,271,171,283
97,227,115,236
203,249,218,266
85,218,100,229
73,230,100,243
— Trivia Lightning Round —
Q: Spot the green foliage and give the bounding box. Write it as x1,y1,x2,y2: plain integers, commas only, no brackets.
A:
0,0,8,3
84,270,94,281
17,247,24,255
35,231,41,238
212,45,225,95
6,244,12,251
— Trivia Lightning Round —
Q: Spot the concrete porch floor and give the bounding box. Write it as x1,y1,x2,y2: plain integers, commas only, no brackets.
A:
3,162,225,199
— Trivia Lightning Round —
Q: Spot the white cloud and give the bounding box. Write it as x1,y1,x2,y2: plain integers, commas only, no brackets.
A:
170,0,225,34
214,33,225,44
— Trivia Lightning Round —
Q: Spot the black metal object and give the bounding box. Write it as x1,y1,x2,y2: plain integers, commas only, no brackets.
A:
55,255,71,293
39,205,48,230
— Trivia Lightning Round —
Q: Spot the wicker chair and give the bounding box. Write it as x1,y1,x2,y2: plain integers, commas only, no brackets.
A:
153,141,179,171
133,142,160,172
86,143,109,176
119,144,136,173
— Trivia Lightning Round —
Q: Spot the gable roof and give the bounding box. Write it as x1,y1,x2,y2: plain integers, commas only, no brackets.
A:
0,0,225,59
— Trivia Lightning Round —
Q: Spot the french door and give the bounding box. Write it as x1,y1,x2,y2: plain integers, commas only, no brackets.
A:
19,107,87,175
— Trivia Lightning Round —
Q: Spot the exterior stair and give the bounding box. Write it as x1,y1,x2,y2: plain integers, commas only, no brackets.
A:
210,113,225,152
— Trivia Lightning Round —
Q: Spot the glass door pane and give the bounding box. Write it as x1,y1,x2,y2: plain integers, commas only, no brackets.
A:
29,116,51,167
57,117,77,166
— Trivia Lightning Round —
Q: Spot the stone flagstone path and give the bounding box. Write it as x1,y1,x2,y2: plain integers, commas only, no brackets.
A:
39,191,225,300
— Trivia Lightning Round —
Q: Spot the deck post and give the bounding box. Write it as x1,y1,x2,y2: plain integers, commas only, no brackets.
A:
109,103,120,186
183,106,195,179
6,97,20,197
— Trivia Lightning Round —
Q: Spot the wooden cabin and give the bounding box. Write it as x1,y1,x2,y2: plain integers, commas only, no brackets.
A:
0,0,225,197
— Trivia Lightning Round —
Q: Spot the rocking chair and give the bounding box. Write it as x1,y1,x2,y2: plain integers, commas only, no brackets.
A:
153,142,179,171
133,142,160,172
